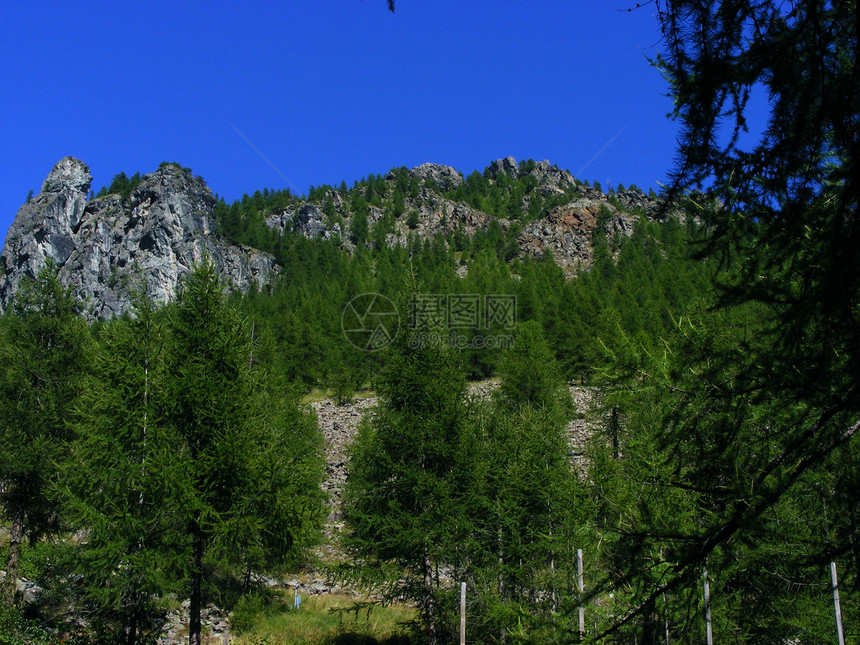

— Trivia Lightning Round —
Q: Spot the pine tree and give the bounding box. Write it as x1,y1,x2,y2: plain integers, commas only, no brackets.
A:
467,322,579,642
584,1,860,638
344,326,476,643
165,260,324,645
59,292,185,644
0,264,89,605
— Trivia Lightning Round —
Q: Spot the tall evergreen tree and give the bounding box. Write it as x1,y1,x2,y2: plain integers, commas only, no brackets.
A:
584,2,860,637
467,322,580,643
344,326,476,644
59,292,185,644
0,265,89,605
165,260,324,645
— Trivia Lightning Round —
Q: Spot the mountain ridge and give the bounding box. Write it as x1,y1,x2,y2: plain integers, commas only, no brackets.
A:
0,156,677,318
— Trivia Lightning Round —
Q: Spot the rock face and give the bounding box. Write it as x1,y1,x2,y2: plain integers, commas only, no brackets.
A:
0,158,278,319
261,156,645,270
517,196,640,272
296,203,329,238
1,156,680,317
402,163,463,191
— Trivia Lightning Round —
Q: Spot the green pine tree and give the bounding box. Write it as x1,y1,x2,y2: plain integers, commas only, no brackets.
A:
0,264,89,606
467,322,580,642
344,325,476,644
59,291,185,644
165,260,324,645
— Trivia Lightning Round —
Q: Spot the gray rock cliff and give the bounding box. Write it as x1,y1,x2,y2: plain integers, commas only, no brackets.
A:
0,157,278,319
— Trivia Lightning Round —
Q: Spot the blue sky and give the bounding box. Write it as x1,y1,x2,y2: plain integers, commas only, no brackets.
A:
1,1,681,239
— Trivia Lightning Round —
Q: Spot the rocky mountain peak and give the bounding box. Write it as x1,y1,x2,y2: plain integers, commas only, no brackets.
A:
42,156,93,195
0,159,277,319
486,156,520,179
1,157,93,277
405,163,463,191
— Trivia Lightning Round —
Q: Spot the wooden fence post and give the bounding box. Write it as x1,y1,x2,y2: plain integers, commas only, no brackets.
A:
577,548,585,637
460,581,467,645
831,561,845,645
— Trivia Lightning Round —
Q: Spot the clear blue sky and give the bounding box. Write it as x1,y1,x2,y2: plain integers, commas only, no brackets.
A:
1,1,681,240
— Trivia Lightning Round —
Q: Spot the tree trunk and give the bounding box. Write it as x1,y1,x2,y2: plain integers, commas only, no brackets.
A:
189,512,203,645
423,550,437,644
125,605,138,645
3,510,24,606
611,406,620,460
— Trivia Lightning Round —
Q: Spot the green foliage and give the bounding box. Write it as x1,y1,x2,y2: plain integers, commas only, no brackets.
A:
0,264,90,604
461,323,584,643
231,592,288,635
588,299,859,640
571,1,860,639
350,209,369,247
212,187,298,244
493,321,571,416
165,260,325,642
444,161,576,222
95,171,143,201
40,263,324,643
0,605,64,645
226,593,416,644
58,291,185,643
344,325,475,642
405,210,419,230
344,320,593,644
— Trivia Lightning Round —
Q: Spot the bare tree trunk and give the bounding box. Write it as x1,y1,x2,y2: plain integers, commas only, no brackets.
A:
549,513,557,612
3,510,24,606
189,512,203,645
498,519,506,645
611,406,620,460
423,550,437,644
126,595,139,645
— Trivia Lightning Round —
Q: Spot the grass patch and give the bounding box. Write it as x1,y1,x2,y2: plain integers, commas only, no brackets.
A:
229,592,416,645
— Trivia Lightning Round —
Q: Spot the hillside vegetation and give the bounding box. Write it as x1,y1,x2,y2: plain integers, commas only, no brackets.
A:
1,130,857,645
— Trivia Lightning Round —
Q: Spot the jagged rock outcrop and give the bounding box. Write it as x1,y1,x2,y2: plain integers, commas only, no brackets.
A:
486,157,577,196
266,204,341,241
486,156,521,180
0,157,91,278
0,158,278,319
401,163,463,191
517,195,643,272
384,189,504,247
296,203,329,239
257,156,665,271
1,156,681,317
265,210,293,231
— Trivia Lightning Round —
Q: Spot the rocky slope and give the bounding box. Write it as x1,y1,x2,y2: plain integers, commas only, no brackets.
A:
0,157,277,319
311,382,597,553
263,156,669,272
